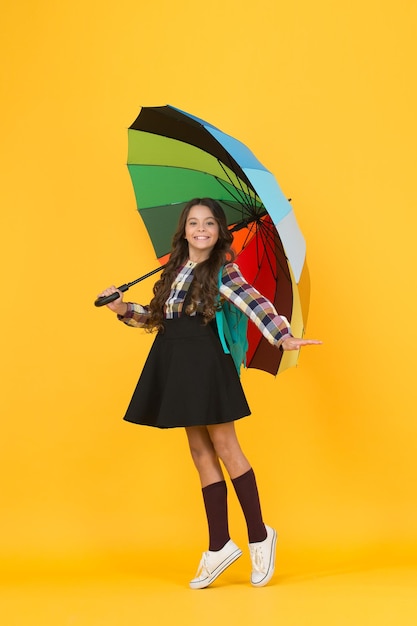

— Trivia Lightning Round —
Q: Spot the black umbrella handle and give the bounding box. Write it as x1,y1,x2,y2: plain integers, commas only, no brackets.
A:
94,264,167,307
94,284,129,307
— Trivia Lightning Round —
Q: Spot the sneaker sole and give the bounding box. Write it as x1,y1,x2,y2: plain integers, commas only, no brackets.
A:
250,528,277,587
189,548,243,590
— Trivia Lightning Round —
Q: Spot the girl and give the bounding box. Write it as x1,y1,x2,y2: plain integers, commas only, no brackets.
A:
98,198,320,588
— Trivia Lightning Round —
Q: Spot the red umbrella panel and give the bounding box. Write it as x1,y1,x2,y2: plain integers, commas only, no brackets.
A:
233,215,307,375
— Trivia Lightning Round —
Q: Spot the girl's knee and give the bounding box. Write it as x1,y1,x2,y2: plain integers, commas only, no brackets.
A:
208,424,239,456
186,428,217,467
208,425,249,471
188,442,216,464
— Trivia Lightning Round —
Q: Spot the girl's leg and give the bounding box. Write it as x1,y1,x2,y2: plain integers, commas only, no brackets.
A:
186,425,242,589
207,422,277,587
185,425,224,488
185,425,229,550
206,422,266,542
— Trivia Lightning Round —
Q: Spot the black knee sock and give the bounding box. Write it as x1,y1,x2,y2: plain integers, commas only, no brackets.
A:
202,480,230,551
232,468,267,543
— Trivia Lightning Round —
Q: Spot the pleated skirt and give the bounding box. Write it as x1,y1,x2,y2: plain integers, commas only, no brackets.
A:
123,314,251,429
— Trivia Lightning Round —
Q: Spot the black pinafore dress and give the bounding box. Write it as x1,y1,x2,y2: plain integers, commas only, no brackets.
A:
123,285,251,429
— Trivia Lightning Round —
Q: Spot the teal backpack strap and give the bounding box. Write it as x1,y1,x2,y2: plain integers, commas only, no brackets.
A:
223,300,248,373
215,266,248,375
215,266,230,355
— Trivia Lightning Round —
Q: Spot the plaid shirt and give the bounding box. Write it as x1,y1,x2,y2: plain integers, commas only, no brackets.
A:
119,262,292,347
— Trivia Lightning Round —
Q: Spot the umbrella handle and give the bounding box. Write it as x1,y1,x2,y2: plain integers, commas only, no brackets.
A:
94,264,167,307
94,284,129,307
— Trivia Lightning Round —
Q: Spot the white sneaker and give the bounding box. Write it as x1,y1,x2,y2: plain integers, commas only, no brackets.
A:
249,525,277,587
189,540,242,589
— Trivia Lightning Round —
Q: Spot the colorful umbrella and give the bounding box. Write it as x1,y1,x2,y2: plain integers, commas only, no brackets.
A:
128,106,306,278
96,105,310,375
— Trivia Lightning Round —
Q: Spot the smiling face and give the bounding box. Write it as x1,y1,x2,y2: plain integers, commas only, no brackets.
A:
184,204,220,262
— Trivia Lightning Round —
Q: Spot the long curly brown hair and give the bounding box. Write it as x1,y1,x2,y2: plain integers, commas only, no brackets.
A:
146,198,235,331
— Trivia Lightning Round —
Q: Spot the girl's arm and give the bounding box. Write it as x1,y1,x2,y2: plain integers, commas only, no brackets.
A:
220,264,292,348
220,264,321,350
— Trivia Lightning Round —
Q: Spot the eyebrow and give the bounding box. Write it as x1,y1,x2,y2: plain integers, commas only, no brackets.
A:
187,217,215,221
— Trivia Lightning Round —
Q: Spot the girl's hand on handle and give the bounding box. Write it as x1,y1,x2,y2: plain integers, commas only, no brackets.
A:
97,286,128,316
281,336,322,351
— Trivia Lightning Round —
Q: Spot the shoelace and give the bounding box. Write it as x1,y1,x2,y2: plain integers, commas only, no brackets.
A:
249,545,266,573
195,552,212,578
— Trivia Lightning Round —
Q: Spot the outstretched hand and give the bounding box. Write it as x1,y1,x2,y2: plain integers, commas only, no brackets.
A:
281,336,322,351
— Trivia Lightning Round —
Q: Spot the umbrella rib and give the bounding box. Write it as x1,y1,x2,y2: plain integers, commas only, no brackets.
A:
258,220,291,282
216,177,251,218
257,223,276,279
217,160,259,214
240,221,257,250
214,178,254,222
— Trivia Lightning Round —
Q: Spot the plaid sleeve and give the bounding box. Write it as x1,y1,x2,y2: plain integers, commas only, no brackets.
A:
220,263,292,347
117,302,150,328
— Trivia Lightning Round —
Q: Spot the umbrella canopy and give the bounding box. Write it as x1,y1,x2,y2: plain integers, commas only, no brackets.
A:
127,105,309,375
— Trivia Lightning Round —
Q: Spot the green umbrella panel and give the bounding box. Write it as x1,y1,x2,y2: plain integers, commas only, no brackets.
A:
127,130,264,258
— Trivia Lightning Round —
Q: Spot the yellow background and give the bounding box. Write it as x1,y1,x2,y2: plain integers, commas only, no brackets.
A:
1,0,417,623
